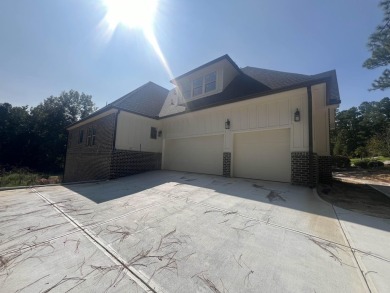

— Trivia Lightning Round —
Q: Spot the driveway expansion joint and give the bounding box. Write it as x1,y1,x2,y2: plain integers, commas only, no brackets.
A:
31,187,161,293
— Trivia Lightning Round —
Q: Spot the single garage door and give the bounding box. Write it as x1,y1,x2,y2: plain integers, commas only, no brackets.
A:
233,128,291,182
164,135,223,175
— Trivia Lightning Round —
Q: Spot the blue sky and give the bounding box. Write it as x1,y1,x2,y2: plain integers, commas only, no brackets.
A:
0,0,386,110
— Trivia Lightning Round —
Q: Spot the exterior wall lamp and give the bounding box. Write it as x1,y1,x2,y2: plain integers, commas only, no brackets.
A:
225,119,231,129
294,109,301,122
158,130,162,137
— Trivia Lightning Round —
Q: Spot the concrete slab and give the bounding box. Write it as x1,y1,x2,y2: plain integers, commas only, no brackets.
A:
0,188,78,254
0,230,147,292
90,197,365,292
370,184,390,199
2,170,386,292
333,206,390,292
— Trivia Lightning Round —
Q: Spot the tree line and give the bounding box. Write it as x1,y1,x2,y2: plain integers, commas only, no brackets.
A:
0,90,96,173
332,97,390,158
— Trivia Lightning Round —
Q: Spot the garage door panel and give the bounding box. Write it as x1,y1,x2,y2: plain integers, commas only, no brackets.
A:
234,129,291,182
164,135,223,175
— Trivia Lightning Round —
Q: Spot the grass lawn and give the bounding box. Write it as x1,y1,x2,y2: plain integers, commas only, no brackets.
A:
350,156,390,165
0,169,61,188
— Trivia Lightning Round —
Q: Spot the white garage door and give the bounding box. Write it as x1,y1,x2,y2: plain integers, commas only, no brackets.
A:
164,135,223,175
233,128,291,182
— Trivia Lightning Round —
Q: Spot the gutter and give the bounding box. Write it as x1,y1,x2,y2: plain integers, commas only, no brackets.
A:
307,86,314,187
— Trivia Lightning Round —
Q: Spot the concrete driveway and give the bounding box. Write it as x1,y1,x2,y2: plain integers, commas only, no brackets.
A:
0,171,388,292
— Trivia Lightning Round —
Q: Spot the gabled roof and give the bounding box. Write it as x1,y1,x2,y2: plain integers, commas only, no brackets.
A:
171,54,241,83
242,67,340,104
67,82,168,129
110,81,168,117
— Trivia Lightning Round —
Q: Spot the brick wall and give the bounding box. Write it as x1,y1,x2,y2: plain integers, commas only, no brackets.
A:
318,156,332,183
110,150,162,179
64,113,116,182
223,152,231,177
291,152,318,186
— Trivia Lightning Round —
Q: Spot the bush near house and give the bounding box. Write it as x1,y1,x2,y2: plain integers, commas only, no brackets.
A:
0,167,62,187
332,155,351,168
352,159,385,169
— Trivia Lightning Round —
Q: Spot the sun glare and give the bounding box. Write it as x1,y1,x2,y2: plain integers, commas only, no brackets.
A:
100,0,175,81
103,0,158,30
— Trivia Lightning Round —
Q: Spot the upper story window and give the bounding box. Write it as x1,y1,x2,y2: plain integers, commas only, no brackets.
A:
86,127,97,146
192,77,203,96
78,130,84,144
192,71,217,97
204,72,217,93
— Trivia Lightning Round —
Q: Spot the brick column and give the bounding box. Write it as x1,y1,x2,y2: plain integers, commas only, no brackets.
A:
223,152,231,177
291,152,318,186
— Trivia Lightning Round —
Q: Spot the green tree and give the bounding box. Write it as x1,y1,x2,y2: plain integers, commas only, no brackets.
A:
30,90,96,171
0,103,32,167
0,90,95,172
363,0,390,90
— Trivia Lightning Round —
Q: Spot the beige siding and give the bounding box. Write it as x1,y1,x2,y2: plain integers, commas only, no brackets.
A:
162,87,309,152
115,111,162,153
312,83,330,156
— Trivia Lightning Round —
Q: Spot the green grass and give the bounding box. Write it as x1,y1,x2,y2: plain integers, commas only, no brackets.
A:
0,169,62,188
351,156,390,165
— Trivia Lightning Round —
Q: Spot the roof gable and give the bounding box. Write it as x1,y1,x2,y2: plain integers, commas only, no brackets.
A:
171,54,241,83
111,81,169,117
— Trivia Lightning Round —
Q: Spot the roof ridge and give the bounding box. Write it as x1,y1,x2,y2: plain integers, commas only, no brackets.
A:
171,54,240,82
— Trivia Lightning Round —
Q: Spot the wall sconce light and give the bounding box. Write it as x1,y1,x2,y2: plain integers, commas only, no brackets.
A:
158,130,162,137
294,109,301,122
225,119,231,129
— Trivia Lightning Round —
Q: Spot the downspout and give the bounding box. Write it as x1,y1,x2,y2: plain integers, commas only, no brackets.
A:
112,109,120,151
307,86,314,187
110,110,120,179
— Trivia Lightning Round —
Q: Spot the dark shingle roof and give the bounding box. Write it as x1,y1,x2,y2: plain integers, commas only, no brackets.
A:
110,81,169,117
241,67,312,89
67,82,168,128
242,66,340,104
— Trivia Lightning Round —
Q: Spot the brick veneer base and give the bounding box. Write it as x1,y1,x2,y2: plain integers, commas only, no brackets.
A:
110,150,162,179
223,152,231,177
291,152,318,186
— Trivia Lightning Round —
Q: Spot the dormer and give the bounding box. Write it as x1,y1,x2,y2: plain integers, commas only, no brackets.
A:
171,55,241,104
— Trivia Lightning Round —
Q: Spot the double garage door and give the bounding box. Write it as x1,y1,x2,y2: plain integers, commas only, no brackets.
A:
164,129,290,182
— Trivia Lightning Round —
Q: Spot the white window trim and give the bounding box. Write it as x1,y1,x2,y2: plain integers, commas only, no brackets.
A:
191,71,217,98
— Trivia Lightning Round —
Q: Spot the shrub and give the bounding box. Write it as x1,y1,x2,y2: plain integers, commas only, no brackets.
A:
332,156,351,168
354,160,384,169
367,161,384,168
354,160,369,169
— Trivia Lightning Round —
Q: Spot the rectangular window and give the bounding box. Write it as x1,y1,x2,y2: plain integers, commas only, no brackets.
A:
204,71,216,93
78,130,84,144
150,127,157,139
86,128,92,146
192,77,203,97
92,128,96,145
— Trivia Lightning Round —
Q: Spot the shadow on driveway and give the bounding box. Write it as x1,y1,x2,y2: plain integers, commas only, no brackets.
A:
64,170,390,233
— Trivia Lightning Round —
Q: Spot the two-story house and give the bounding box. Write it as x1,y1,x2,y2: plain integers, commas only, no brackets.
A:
64,54,340,186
